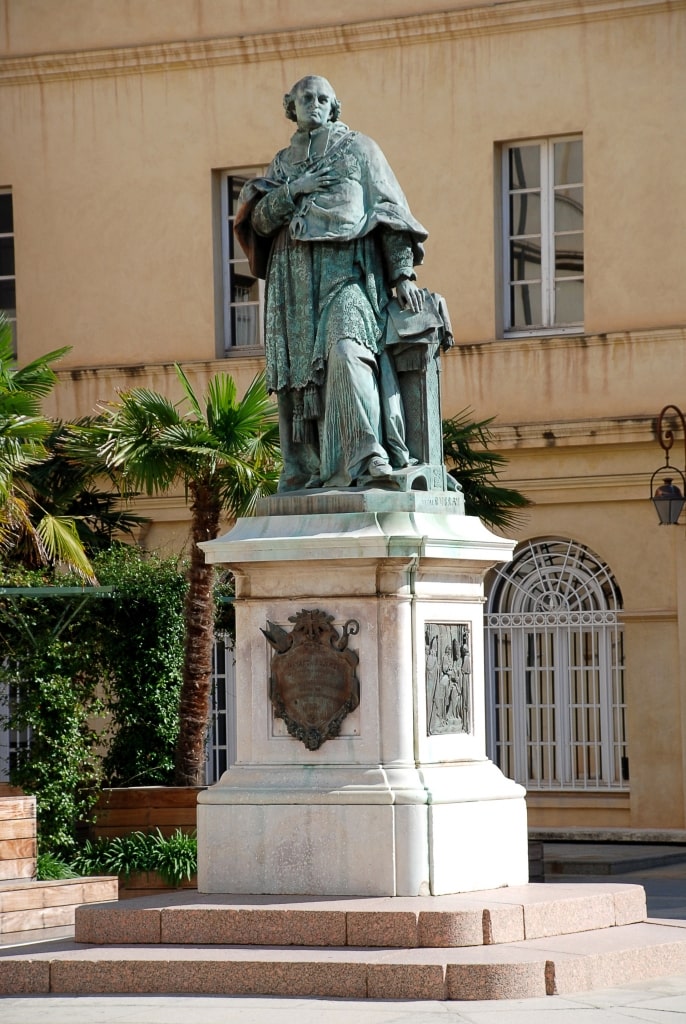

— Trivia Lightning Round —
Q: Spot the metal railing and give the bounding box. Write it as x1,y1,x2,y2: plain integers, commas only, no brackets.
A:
485,538,627,791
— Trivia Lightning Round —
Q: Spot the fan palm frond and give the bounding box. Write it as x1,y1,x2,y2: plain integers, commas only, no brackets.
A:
443,408,532,532
35,514,96,583
96,368,282,785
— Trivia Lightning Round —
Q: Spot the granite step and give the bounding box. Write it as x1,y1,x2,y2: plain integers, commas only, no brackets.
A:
2,920,686,1000
544,843,686,876
73,883,647,948
2,883,681,1002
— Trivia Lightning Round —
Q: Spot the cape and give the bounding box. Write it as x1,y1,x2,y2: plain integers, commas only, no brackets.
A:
234,122,427,280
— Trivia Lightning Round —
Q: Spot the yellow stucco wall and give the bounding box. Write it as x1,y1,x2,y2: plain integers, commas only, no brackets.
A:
1,1,684,367
1,0,685,828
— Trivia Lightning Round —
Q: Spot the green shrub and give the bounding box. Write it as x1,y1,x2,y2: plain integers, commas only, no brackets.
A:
0,569,106,857
72,828,197,887
36,851,80,880
151,828,198,886
0,548,187,856
93,546,187,787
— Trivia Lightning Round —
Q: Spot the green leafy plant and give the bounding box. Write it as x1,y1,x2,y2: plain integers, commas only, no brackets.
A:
12,418,145,562
36,851,80,880
93,545,187,787
97,367,280,785
443,409,532,532
149,828,198,886
0,548,188,856
72,829,197,887
0,315,95,581
0,571,106,857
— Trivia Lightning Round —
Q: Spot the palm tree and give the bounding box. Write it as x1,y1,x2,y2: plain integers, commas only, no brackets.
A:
98,366,280,785
5,418,145,569
443,409,532,532
0,315,95,580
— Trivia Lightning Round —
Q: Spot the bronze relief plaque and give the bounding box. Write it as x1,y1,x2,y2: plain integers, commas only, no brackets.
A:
263,609,360,750
426,622,472,736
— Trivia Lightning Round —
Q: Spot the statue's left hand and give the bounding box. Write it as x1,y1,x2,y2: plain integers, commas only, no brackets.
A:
396,279,424,313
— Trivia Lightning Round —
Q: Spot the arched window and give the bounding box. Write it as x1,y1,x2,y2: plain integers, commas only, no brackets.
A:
485,538,627,791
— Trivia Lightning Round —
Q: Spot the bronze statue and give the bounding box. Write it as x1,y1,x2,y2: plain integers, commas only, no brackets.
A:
235,75,431,492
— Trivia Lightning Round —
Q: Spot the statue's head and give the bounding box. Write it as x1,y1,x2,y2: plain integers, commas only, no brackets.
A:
283,76,341,127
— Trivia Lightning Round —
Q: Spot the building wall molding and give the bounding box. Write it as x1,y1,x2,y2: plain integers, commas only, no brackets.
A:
506,471,655,496
52,323,684,388
619,609,678,622
488,416,658,451
0,0,682,87
455,325,686,361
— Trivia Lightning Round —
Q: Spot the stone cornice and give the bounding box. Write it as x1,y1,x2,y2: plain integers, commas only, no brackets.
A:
488,415,658,450
506,471,655,496
56,356,266,384
454,324,686,359
0,0,682,86
52,323,684,382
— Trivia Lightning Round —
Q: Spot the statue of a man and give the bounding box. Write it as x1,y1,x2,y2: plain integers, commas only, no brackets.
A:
235,75,428,491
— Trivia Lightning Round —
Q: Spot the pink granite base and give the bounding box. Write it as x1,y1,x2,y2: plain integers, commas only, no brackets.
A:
73,883,646,949
50,954,369,998
529,921,686,995
0,958,50,994
366,962,446,1000
1,919,686,1001
0,883,671,1002
446,959,547,1000
416,909,485,948
161,906,347,946
346,910,418,948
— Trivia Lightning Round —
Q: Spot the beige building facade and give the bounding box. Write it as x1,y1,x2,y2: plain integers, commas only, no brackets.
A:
1,0,685,829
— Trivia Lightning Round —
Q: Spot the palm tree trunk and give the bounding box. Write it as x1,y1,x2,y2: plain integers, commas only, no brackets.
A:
174,480,221,786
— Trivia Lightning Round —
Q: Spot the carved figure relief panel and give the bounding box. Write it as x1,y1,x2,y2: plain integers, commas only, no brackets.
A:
425,622,472,736
263,609,360,750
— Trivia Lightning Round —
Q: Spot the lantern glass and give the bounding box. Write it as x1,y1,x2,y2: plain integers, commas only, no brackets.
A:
652,477,685,525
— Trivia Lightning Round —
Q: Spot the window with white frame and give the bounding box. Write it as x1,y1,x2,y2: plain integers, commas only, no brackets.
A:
0,189,16,352
205,631,236,784
485,538,627,792
220,171,264,354
503,137,583,334
0,679,31,784
1,639,235,787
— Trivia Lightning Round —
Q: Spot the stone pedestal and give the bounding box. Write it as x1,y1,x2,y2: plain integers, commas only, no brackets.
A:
197,491,528,897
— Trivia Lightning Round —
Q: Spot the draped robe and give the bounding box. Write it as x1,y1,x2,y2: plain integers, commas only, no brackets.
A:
235,121,428,490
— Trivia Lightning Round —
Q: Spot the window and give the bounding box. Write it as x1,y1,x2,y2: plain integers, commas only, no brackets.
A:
220,172,264,354
485,538,627,791
503,137,583,334
0,680,31,784
1,636,235,787
0,189,16,352
205,632,237,784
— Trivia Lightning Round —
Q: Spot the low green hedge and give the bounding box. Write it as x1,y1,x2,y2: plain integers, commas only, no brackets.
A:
69,828,197,887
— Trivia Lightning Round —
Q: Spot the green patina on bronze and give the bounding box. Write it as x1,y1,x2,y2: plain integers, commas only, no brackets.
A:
235,74,456,496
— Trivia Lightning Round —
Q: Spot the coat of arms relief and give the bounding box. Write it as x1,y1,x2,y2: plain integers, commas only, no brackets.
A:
262,609,360,750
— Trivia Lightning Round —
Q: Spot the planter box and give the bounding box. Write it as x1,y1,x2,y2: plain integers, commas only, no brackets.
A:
92,786,204,840
0,796,37,881
118,870,197,900
1,876,119,934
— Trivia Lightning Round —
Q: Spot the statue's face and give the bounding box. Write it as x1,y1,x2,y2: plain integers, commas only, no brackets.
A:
292,77,335,130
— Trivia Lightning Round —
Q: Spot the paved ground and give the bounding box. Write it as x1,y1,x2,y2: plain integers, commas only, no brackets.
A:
3,977,686,1023
2,850,686,1023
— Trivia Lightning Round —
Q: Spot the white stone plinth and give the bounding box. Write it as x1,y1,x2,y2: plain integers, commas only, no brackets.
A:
198,500,528,896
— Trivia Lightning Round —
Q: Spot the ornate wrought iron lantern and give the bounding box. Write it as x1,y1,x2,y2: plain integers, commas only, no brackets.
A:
651,405,686,525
